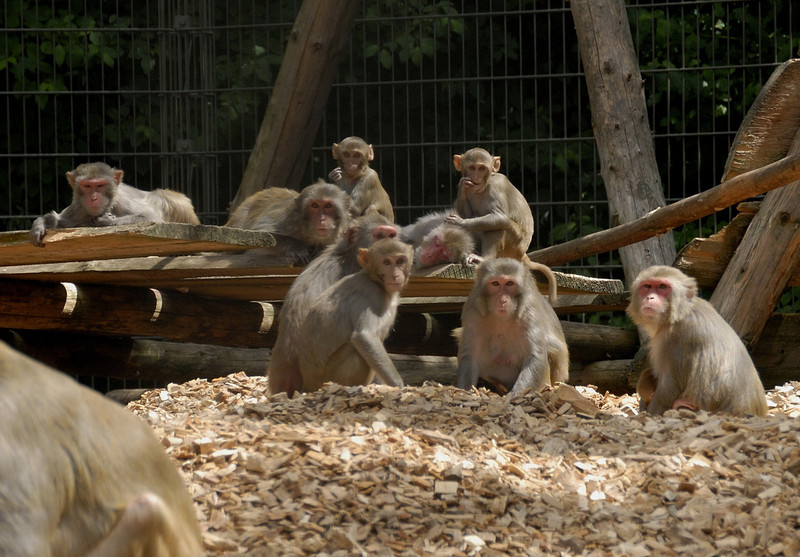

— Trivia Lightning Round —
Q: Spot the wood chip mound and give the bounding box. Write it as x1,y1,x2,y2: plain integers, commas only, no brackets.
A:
129,376,800,556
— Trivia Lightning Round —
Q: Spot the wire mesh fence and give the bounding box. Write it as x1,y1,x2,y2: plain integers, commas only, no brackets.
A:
2,0,797,277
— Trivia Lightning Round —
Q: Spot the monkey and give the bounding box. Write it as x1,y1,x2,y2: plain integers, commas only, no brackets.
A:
267,213,400,395
456,257,569,398
626,265,768,417
445,147,558,303
400,210,482,271
329,136,395,222
0,341,202,557
226,180,351,263
29,161,200,246
297,237,413,392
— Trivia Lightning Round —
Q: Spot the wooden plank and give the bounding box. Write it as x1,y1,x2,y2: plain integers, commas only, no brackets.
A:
569,0,676,280
0,255,624,303
0,223,276,265
723,59,800,181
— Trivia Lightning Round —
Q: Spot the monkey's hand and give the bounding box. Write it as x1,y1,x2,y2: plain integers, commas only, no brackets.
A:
444,214,465,227
92,213,117,227
463,253,483,266
29,212,59,247
328,167,343,183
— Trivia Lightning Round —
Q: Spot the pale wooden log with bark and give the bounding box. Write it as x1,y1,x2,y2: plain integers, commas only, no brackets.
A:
569,0,676,282
231,0,360,211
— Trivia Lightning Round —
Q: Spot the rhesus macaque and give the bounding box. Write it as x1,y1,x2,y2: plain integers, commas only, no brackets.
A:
456,258,569,397
401,211,482,271
30,161,201,246
268,214,400,395
329,136,395,222
627,266,768,417
226,180,351,263
0,341,201,557
297,237,413,392
445,148,558,302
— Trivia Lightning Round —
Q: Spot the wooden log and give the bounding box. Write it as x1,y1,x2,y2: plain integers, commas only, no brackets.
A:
528,150,800,267
232,0,360,211
0,279,277,348
710,131,800,346
569,0,676,281
571,314,800,394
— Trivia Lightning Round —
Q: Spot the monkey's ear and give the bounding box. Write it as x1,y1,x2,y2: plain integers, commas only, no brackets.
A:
66,171,76,187
331,143,340,159
492,156,501,173
113,169,124,185
367,145,375,162
453,154,463,171
357,247,370,269
344,225,360,245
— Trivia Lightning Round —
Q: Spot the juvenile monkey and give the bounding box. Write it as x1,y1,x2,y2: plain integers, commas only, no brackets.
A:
627,265,768,417
329,136,395,222
297,237,413,392
268,214,399,395
456,258,569,397
445,147,557,302
401,211,482,271
226,180,351,263
30,161,200,246
0,341,201,557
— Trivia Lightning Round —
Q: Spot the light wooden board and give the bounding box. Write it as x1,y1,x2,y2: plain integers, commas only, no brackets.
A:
0,223,276,265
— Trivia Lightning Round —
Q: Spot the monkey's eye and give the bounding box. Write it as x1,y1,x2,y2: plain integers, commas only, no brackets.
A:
657,283,669,290
490,280,500,287
309,202,320,209
323,203,334,209
505,281,514,287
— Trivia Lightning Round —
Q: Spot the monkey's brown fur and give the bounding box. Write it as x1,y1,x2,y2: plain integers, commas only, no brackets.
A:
627,265,767,416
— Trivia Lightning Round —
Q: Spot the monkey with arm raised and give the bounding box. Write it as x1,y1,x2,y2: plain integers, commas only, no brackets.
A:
627,265,767,416
445,147,558,303
329,136,394,222
456,257,569,397
0,341,201,557
297,237,412,392
268,213,399,395
30,161,200,246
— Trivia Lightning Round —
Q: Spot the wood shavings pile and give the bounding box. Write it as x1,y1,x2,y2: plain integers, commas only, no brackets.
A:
129,376,800,556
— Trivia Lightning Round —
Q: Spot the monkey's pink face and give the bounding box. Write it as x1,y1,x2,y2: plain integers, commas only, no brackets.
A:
370,224,398,243
340,150,367,179
379,254,409,292
419,234,451,267
487,275,517,315
307,198,340,241
637,279,672,317
80,179,111,215
461,162,492,193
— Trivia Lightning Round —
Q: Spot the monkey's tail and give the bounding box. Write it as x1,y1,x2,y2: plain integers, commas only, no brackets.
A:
522,256,558,305
152,189,201,224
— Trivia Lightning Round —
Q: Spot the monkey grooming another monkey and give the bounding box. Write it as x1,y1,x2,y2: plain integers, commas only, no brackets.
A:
297,237,413,392
30,161,200,246
226,180,351,263
329,136,395,222
0,341,201,557
456,257,569,398
268,213,399,395
627,265,767,417
401,211,482,271
445,147,558,303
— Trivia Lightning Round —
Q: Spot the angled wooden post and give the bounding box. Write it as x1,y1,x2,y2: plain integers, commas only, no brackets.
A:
231,0,360,212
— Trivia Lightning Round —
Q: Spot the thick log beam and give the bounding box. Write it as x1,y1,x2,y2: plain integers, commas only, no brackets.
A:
528,150,800,267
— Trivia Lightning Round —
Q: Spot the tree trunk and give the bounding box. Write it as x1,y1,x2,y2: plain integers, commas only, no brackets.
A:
231,0,360,211
569,0,676,283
